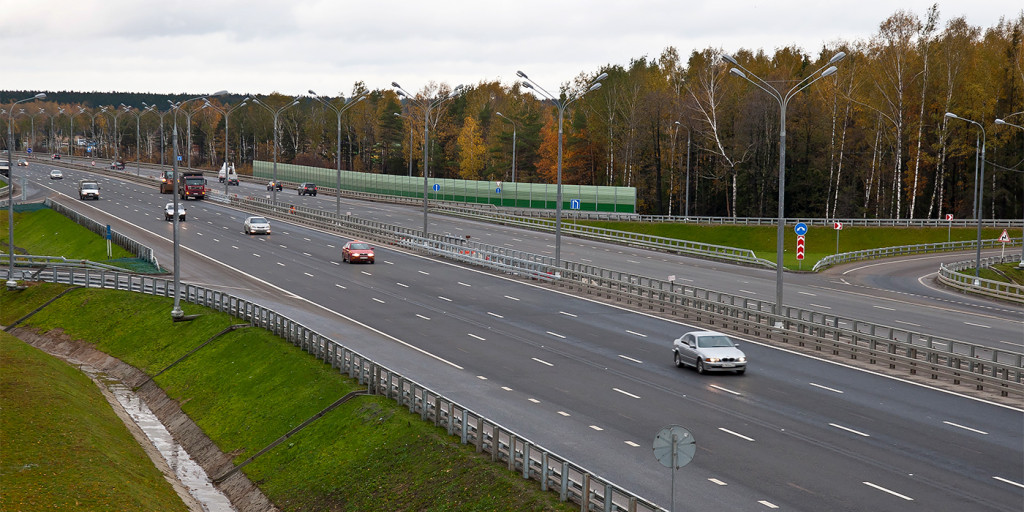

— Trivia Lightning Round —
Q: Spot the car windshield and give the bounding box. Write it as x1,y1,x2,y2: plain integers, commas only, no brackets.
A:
165,204,174,209
696,335,734,348
249,217,267,224
350,243,370,250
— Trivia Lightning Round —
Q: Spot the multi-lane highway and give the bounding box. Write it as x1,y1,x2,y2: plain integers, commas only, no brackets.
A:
12,162,1024,511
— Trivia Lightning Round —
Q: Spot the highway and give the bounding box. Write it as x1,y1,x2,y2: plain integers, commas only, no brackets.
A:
12,162,1024,511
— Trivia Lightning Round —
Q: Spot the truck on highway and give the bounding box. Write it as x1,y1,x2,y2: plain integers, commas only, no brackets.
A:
78,179,100,200
159,170,174,194
218,162,239,185
177,171,206,200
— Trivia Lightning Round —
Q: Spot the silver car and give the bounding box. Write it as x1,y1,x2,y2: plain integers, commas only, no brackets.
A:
244,216,271,235
672,330,746,374
164,202,186,221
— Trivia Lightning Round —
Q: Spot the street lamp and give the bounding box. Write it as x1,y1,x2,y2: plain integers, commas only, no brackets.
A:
516,70,606,270
202,97,249,197
142,102,172,166
6,92,45,290
724,51,844,319
945,112,987,284
495,111,519,183
392,82,465,238
670,120,692,217
994,116,1023,268
123,105,151,175
309,90,367,217
102,105,126,164
68,106,86,162
394,112,414,177
250,95,302,203
167,91,227,319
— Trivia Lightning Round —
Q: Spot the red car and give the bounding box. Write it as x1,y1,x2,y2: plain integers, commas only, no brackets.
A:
342,241,375,264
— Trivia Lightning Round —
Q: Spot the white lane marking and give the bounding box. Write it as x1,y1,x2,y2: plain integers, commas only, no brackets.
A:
528,398,540,403
547,331,566,339
302,252,311,257
810,382,844,394
252,253,260,257
487,312,503,318
418,270,429,275
942,421,989,435
964,321,990,328
618,354,643,364
830,423,870,437
396,282,409,288
613,387,641,399
718,427,755,442
501,386,513,391
758,500,779,509
625,441,640,447
532,357,553,366
710,384,741,396
589,425,603,431
231,245,238,249
559,311,577,317
372,298,385,304
993,476,1024,489
557,411,570,417
872,305,895,311
808,303,832,309
625,330,647,338
468,333,485,341
438,296,452,302
862,482,913,501
334,284,346,289
416,314,430,320
798,291,816,296
738,289,756,295
276,262,285,266
505,295,520,301
331,261,339,265
360,270,372,276
895,320,921,327
708,478,727,486
476,375,487,380
457,281,471,287
303,272,314,277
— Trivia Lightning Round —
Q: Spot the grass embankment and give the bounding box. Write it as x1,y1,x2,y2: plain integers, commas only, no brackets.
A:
583,220,1012,270
978,262,1024,285
0,328,189,511
0,284,576,512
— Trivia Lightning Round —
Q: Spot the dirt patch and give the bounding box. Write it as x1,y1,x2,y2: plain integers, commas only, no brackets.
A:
9,327,278,512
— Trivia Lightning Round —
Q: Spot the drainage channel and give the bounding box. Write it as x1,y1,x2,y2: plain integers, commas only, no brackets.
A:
88,369,236,512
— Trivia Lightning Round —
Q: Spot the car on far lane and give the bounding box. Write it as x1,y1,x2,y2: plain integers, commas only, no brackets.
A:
341,241,375,264
672,330,746,375
164,202,186,221
51,153,61,160
298,182,317,196
243,216,271,235
266,181,283,191
49,169,63,179
17,158,28,166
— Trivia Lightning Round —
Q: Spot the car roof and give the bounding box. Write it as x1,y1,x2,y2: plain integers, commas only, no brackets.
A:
687,330,728,337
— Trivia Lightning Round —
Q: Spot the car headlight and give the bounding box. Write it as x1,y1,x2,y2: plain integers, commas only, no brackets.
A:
738,357,746,363
704,357,721,363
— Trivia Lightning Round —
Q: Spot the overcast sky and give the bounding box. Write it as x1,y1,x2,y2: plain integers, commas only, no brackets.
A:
3,1,1019,98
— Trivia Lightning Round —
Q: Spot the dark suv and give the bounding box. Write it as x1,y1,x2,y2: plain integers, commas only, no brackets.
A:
298,182,317,196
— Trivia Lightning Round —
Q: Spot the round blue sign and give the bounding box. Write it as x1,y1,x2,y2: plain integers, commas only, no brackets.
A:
495,187,501,194
432,183,440,192
794,222,808,236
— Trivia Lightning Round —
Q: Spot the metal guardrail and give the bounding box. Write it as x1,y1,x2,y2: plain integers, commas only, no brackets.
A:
811,238,1022,271
2,266,663,512
938,254,1024,304
628,214,1021,228
42,198,160,269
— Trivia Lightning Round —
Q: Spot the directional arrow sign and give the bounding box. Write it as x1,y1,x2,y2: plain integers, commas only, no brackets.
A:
794,222,808,236
796,235,805,260
833,221,843,230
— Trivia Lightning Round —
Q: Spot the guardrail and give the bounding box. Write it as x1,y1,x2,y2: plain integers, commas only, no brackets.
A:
2,266,663,512
811,238,1022,271
937,254,1024,304
42,198,160,269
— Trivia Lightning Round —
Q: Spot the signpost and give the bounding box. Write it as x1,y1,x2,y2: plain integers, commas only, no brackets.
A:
833,221,843,255
999,229,1011,258
653,425,695,512
946,213,954,242
794,222,807,269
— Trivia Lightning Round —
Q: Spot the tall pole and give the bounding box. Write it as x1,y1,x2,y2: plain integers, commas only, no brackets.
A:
724,51,844,318
203,98,249,197
994,116,1024,267
310,91,365,217
496,111,518,183
6,93,45,290
251,96,301,204
516,71,606,270
946,113,988,282
684,127,692,218
69,106,85,163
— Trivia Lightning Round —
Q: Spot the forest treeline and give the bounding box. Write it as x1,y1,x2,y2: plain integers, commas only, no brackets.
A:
4,6,1023,218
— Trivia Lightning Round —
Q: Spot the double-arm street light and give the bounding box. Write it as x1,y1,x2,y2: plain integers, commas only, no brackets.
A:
994,115,1023,267
102,105,127,163
68,106,86,162
6,92,46,290
123,105,153,175
251,95,302,204
142,102,173,166
944,112,987,283
309,90,367,217
723,51,845,318
203,97,250,197
167,91,227,319
495,111,519,183
391,82,465,238
516,70,606,270
394,112,414,177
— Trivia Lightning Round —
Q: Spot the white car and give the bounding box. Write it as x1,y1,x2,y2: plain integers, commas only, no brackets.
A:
672,330,747,374
164,202,186,221
49,169,63,180
244,216,271,235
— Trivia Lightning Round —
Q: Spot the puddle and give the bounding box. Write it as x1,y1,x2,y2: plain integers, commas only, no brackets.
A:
93,371,237,512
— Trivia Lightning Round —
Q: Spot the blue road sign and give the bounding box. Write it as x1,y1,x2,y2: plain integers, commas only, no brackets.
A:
26,148,32,154
106,225,112,240
570,199,581,210
794,222,808,236
432,183,441,192
495,187,501,194
177,155,182,161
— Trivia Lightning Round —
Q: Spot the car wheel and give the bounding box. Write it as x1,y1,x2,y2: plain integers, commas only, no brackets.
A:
696,360,706,374
673,351,684,368
245,226,250,234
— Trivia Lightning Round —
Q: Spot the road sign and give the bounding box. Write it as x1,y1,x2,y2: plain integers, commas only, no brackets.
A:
495,187,501,194
653,425,695,469
794,222,808,236
432,183,440,192
26,148,32,154
945,214,954,221
796,235,805,260
570,199,581,210
998,229,1011,243
833,221,843,230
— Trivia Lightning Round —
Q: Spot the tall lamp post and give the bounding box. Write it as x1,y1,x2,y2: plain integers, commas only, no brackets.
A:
309,90,366,217
103,105,126,165
68,106,86,162
251,96,302,204
123,105,152,175
391,82,465,238
167,91,227,319
202,97,249,197
994,115,1023,267
515,70,606,270
495,111,519,183
6,92,46,290
945,112,987,283
142,102,172,166
394,112,414,177
724,51,844,318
